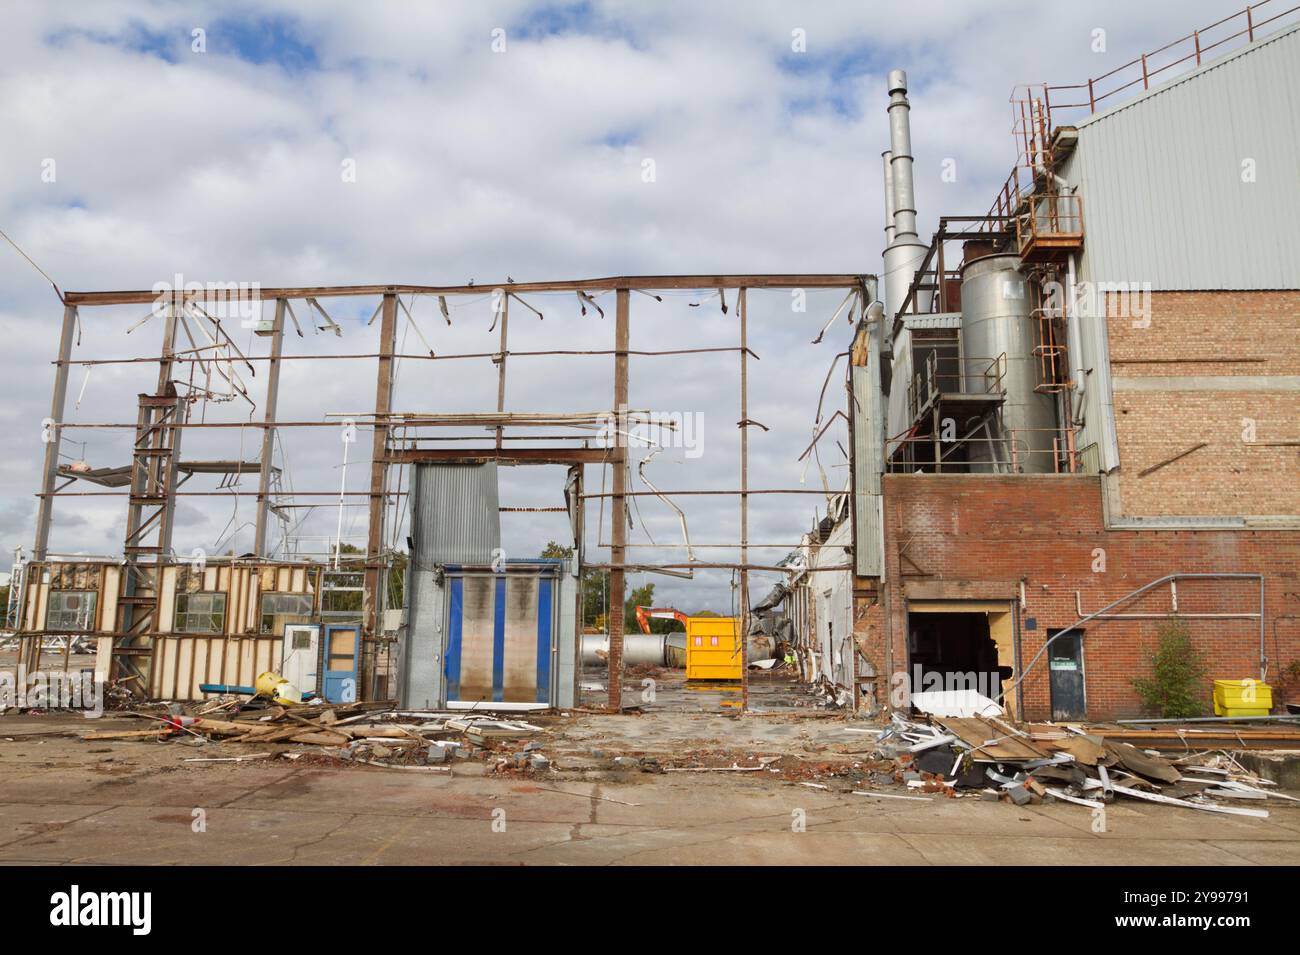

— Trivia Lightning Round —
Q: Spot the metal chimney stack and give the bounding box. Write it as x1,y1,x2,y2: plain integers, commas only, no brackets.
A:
882,69,932,321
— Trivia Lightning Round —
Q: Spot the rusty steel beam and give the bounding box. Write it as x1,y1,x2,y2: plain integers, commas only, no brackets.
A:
384,447,610,465
362,293,397,687
253,298,286,556
739,287,750,711
495,293,509,450
33,304,78,560
61,274,868,307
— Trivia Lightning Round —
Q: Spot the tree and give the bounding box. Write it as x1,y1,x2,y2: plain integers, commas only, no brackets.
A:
627,581,681,633
535,543,686,633
1132,616,1208,719
539,541,609,629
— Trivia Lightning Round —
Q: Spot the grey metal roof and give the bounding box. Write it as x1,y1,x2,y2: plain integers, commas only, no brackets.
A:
900,312,962,330
1063,22,1300,291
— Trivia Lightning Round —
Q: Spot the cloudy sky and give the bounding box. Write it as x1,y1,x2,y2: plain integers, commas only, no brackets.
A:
0,0,1246,609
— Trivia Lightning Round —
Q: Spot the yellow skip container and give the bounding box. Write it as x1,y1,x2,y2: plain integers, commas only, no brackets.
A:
1212,678,1272,717
685,616,742,682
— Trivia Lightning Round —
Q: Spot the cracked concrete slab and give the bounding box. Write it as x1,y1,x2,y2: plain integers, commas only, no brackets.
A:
2,713,1297,865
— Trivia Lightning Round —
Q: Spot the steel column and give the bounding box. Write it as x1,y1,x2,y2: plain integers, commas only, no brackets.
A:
607,289,629,711
33,304,78,561
253,298,286,556
495,292,509,450
739,288,750,711
362,293,398,682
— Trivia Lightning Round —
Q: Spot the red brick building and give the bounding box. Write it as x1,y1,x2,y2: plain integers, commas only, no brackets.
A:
843,23,1300,721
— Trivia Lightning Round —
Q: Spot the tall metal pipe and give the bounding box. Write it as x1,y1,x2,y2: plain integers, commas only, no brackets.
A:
887,69,918,243
883,69,931,321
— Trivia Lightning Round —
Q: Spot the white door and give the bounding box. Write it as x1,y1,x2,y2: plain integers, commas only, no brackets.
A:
281,624,321,694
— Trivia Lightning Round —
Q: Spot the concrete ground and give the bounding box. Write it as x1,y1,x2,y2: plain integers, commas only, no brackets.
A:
2,711,1299,865
579,664,826,713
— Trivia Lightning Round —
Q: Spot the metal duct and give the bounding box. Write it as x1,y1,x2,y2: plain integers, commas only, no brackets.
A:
580,631,772,667
581,632,670,667
884,69,932,321
959,254,1058,473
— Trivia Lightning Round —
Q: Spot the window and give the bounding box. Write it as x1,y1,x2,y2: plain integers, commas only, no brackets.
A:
46,591,98,631
321,571,363,622
174,592,226,634
260,593,314,634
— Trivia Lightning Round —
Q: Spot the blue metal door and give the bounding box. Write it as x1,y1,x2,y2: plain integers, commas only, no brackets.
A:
322,624,361,703
444,572,554,705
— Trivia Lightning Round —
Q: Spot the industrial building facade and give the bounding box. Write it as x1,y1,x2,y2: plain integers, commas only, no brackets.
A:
845,18,1300,720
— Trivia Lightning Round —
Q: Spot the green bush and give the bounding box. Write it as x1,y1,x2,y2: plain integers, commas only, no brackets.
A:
1131,617,1208,719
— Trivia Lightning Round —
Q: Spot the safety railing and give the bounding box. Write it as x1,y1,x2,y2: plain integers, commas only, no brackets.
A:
986,2,1298,236
887,427,1080,474
906,352,1007,424
1043,1,1300,124
1016,191,1084,260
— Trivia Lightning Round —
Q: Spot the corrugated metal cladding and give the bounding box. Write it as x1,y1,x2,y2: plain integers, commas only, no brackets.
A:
410,463,501,567
1062,22,1300,291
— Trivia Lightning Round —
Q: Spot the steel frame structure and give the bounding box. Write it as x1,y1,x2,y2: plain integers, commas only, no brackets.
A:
31,273,874,711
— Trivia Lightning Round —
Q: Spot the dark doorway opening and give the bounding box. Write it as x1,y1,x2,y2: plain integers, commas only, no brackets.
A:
908,611,1007,700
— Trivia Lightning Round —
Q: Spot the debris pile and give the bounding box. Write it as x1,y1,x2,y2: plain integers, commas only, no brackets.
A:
873,712,1296,818
84,701,554,773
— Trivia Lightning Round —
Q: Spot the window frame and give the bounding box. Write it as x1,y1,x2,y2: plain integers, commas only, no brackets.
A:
258,592,315,634
45,590,99,632
173,591,228,635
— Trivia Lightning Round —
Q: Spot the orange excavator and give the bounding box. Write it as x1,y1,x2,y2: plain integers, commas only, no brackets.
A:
634,606,688,633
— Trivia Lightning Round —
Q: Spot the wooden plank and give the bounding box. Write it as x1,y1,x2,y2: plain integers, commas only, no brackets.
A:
935,717,1046,761
1104,741,1181,784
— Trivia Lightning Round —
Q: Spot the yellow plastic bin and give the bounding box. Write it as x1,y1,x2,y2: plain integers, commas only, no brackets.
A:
1212,678,1272,717
685,616,742,682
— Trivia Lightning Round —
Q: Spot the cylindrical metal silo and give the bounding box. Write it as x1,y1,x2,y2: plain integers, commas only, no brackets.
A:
581,632,675,667
960,254,1058,473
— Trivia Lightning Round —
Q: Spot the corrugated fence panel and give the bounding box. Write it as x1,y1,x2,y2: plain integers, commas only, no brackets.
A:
1067,22,1300,290
410,463,501,567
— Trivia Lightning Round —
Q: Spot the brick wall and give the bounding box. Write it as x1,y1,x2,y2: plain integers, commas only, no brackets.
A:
1106,290,1300,518
866,473,1300,720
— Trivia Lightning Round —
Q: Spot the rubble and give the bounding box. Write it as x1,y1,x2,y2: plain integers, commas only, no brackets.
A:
866,711,1289,817
82,698,558,774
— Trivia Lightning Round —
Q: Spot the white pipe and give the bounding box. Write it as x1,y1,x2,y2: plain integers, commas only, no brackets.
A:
1074,590,1258,620
881,150,896,248
1065,253,1086,425
334,433,350,570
